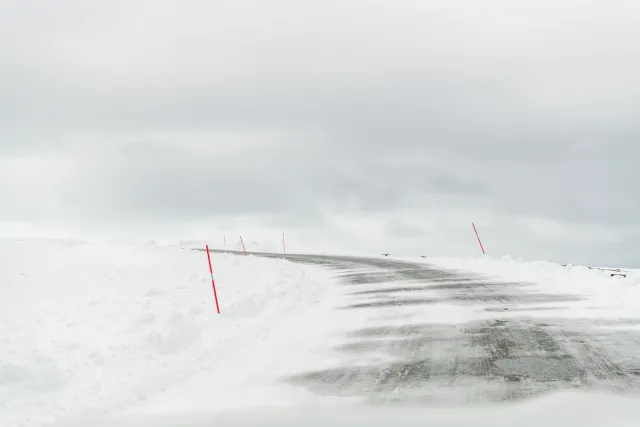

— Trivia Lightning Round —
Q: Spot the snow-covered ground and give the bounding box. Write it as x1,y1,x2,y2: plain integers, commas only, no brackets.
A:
421,254,640,321
0,239,343,427
62,392,640,427
4,240,640,426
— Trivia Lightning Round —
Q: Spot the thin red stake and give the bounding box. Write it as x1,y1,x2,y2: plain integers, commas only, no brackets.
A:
282,232,286,253
472,223,486,255
240,235,246,255
205,245,221,314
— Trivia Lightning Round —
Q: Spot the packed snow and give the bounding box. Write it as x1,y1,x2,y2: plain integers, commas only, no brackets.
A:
60,392,640,427
0,239,342,426
3,239,640,426
422,254,640,320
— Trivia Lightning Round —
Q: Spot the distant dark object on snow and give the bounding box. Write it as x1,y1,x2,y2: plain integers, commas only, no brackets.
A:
381,253,390,257
420,256,427,258
561,264,627,278
587,266,627,277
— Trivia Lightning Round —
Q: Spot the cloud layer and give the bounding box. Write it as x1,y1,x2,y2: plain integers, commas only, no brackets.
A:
2,0,640,265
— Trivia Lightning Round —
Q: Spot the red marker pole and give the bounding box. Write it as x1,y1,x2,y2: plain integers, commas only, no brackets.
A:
240,235,247,255
282,232,286,253
472,223,486,255
205,245,220,314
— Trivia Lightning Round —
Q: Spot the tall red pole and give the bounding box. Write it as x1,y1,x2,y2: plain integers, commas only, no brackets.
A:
472,223,486,255
205,245,220,314
240,236,246,255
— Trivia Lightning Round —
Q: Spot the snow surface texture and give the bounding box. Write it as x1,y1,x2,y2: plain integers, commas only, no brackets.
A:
4,240,640,426
0,240,339,427
422,255,640,320
58,392,640,427
178,236,373,257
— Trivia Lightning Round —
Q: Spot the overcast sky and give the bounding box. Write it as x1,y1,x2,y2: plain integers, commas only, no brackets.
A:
2,0,640,265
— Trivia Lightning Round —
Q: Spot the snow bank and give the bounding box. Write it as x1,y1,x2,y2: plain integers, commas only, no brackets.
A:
420,255,640,312
180,237,284,254
0,240,331,427
423,254,636,286
58,390,640,427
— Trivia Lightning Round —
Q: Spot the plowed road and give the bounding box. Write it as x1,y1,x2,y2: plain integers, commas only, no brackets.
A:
204,249,640,403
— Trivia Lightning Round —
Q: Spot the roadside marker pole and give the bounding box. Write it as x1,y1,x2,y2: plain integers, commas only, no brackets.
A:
240,235,247,255
204,245,221,314
223,234,226,248
472,223,486,255
282,232,286,253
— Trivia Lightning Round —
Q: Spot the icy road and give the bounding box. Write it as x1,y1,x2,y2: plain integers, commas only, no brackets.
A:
207,249,640,403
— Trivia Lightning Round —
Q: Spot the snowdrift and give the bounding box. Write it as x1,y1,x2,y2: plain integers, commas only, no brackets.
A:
58,391,640,427
419,254,640,318
4,238,640,426
0,239,332,427
424,254,639,290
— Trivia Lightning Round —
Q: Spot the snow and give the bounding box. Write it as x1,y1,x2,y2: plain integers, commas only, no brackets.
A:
59,391,640,427
423,254,636,287
4,239,640,426
0,239,341,427
420,254,640,319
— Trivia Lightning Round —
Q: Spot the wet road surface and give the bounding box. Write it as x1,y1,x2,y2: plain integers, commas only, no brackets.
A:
203,249,640,403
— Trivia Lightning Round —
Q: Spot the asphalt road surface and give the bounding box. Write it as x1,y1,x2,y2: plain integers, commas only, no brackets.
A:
203,249,640,404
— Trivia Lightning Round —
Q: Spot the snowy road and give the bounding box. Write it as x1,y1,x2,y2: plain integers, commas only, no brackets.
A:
8,242,640,427
207,249,640,404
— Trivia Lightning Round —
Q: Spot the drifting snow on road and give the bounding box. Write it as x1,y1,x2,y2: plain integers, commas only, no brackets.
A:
3,241,640,426
273,254,640,402
203,250,640,404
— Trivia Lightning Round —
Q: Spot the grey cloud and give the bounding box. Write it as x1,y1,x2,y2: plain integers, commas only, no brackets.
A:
52,141,484,223
1,0,640,265
384,220,429,239
3,1,638,139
